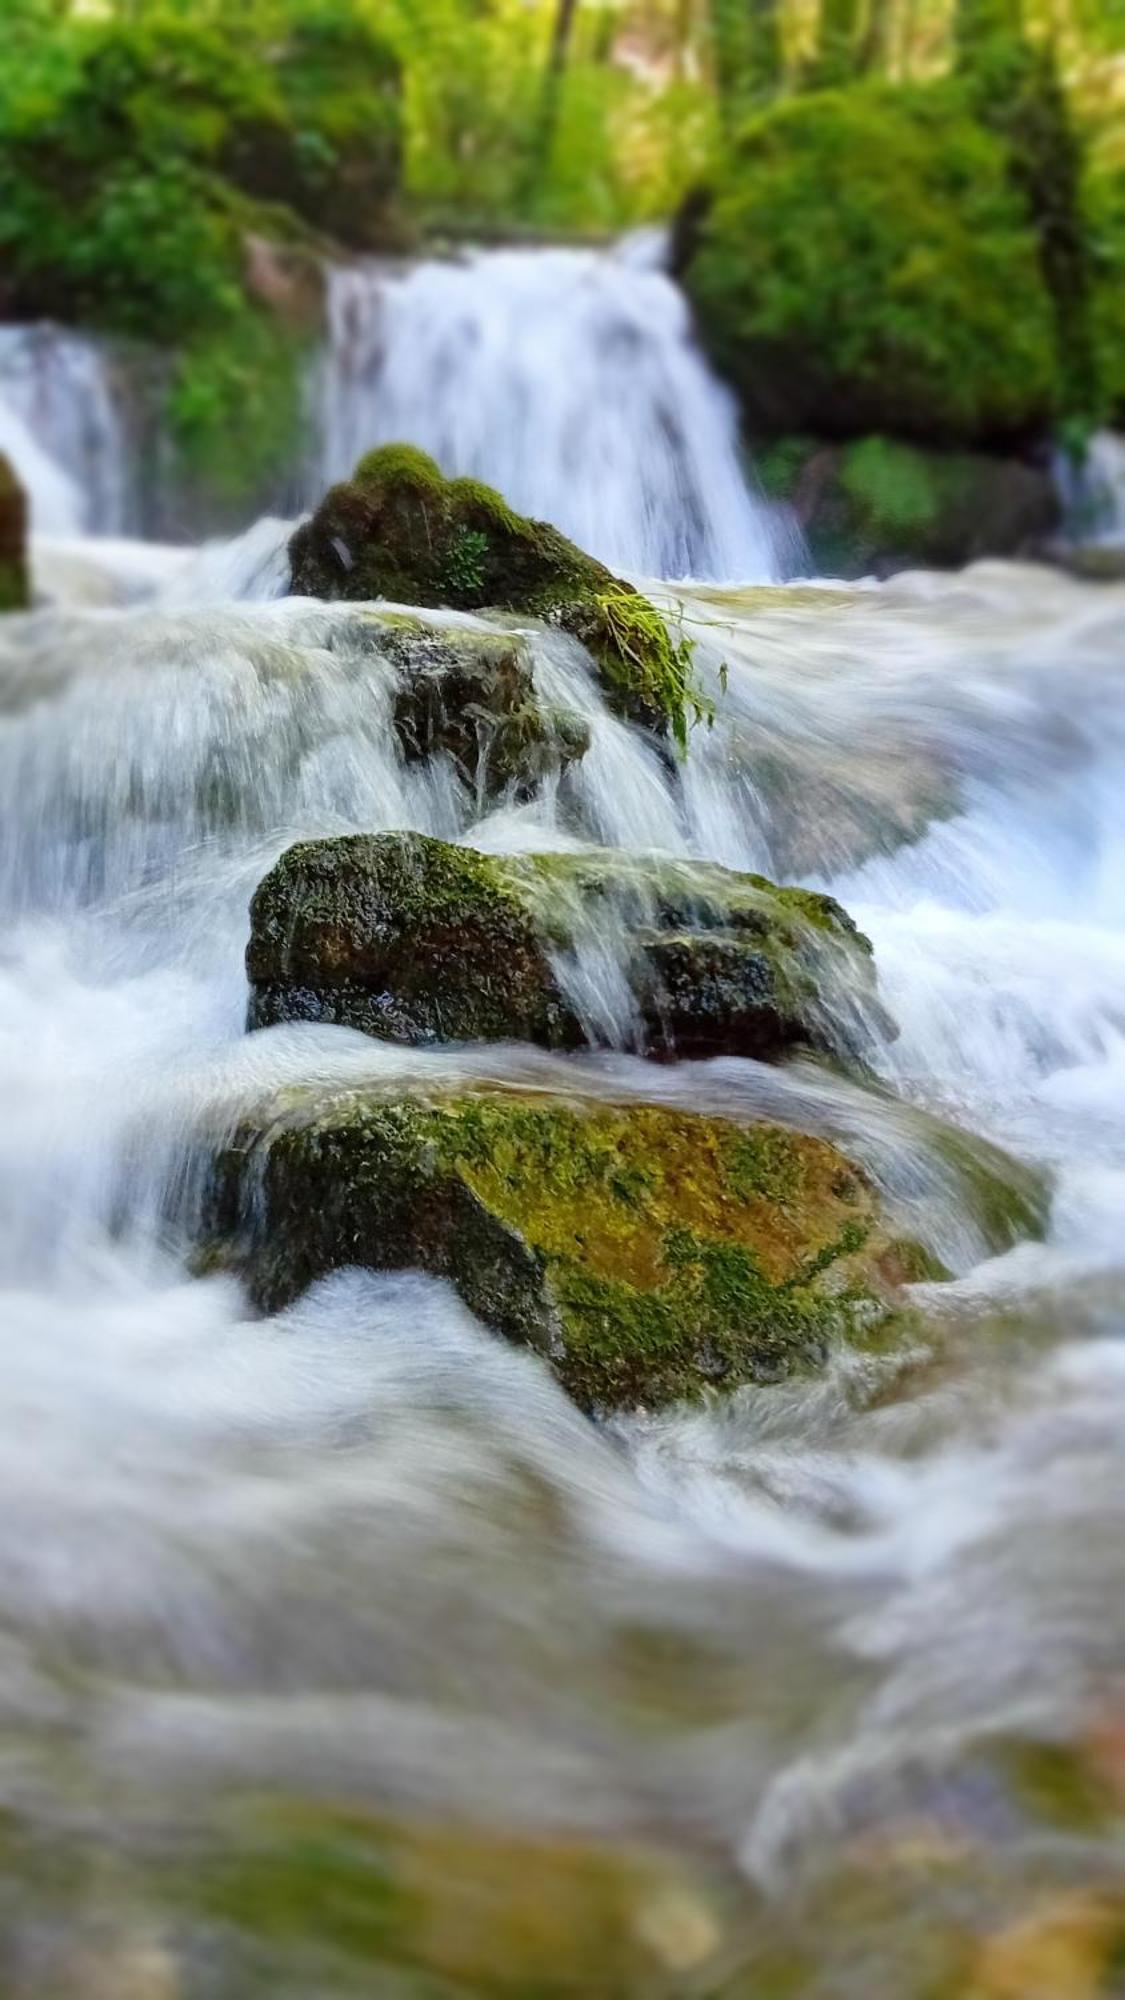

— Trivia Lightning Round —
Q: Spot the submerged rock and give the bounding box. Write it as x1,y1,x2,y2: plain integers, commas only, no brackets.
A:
0,455,29,613
379,618,590,802
246,832,883,1062
205,1086,921,1412
289,445,703,738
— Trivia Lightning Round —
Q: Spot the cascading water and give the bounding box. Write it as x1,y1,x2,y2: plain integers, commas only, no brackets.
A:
1,241,794,583
2,504,1125,1991
311,240,794,580
0,323,130,534
1055,428,1125,548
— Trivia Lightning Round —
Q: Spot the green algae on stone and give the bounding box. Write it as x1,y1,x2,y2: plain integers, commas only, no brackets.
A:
288,444,708,738
247,832,884,1062
246,832,576,1046
206,1086,921,1412
0,456,29,613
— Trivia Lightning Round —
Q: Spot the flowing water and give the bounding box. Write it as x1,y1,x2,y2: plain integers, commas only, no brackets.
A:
1,545,1124,1994
2,244,1125,1995
312,241,792,580
0,240,791,581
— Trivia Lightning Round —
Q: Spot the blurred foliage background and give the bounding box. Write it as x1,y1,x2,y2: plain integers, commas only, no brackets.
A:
0,0,1119,513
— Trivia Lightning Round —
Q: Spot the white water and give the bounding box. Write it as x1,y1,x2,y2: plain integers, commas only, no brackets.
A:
1,526,1124,1988
0,239,793,583
0,324,130,535
312,242,791,579
1056,427,1125,547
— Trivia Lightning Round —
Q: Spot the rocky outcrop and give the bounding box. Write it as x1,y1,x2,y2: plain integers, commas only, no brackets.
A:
0,456,28,613
246,833,883,1063
762,436,1059,578
204,1086,927,1413
289,446,703,739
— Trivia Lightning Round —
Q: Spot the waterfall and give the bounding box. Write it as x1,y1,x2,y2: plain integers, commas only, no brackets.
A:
1055,428,1125,547
0,245,793,578
310,240,793,581
0,324,130,534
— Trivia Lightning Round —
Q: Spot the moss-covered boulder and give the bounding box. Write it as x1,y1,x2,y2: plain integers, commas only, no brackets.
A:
246,832,883,1062
681,84,1058,449
0,455,28,613
288,446,703,739
205,1087,923,1412
760,435,1059,577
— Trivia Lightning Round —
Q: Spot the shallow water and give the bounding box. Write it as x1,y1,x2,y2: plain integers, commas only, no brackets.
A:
1,552,1124,1994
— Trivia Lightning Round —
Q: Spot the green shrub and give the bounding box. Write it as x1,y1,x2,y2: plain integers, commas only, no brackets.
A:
683,83,1059,446
0,2,401,508
1088,165,1125,425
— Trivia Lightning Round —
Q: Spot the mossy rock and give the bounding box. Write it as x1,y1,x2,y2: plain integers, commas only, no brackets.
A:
205,1087,923,1412
246,832,885,1063
682,83,1058,448
288,446,699,737
760,434,1059,576
0,455,28,613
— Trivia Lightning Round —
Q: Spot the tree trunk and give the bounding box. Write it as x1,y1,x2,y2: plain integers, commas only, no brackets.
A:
814,0,862,85
522,0,581,196
858,0,893,73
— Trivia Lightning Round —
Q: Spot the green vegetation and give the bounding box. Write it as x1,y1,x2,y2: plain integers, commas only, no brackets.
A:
246,830,880,1061
0,0,1117,547
0,1,402,508
759,433,1059,574
683,84,1059,446
206,1083,919,1410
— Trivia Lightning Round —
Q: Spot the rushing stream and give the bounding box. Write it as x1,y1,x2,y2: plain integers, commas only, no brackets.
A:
2,246,1125,1994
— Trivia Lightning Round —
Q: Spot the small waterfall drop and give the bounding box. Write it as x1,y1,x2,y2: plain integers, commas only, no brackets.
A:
312,241,792,581
1055,428,1125,547
0,324,130,534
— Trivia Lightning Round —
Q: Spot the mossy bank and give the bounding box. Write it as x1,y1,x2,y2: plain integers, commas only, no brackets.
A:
0,455,28,613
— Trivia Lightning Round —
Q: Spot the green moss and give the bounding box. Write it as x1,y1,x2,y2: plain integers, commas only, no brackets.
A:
590,591,712,755
684,83,1058,446
840,436,943,541
291,447,710,739
247,833,880,1064
207,1087,920,1412
247,831,574,1046
0,454,28,613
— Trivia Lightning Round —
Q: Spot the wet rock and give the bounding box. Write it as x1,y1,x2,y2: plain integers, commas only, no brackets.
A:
246,832,883,1063
1046,543,1125,583
247,834,575,1046
288,445,699,736
205,1087,921,1412
381,620,589,802
0,455,29,612
760,436,1059,578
